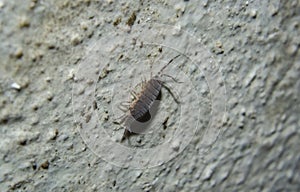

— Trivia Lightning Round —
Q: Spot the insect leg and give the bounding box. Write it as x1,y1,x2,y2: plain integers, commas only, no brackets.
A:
162,83,181,104
130,90,138,99
120,101,130,107
141,77,147,89
118,104,128,112
161,74,184,83
113,114,126,125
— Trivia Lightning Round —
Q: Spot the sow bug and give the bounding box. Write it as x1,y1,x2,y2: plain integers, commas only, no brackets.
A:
117,55,181,142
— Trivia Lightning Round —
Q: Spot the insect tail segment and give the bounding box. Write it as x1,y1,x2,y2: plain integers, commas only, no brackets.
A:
121,128,131,142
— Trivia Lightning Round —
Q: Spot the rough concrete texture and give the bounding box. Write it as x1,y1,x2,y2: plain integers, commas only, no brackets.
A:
0,0,299,191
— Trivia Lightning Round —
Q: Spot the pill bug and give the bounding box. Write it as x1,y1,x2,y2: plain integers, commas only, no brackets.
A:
117,55,181,142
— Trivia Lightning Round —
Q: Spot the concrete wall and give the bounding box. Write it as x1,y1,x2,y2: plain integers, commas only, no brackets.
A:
0,0,299,191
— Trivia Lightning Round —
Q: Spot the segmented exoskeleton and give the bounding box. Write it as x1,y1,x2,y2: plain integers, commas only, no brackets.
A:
118,55,181,141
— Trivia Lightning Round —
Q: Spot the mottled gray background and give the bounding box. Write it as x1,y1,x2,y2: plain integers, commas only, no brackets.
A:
0,0,299,191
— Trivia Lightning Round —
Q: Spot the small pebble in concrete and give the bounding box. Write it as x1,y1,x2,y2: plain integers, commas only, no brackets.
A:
11,82,21,90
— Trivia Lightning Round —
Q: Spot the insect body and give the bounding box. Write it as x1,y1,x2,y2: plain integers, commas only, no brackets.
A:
119,55,181,141
129,78,162,121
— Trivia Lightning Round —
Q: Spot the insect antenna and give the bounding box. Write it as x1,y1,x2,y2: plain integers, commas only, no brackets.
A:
158,55,181,75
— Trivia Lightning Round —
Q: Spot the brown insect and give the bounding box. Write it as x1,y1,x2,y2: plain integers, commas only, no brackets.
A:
117,55,181,142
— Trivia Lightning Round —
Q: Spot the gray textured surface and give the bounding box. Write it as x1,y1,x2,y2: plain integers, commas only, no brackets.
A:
0,0,299,191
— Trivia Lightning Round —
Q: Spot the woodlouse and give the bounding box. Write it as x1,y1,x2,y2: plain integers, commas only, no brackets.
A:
117,55,181,141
